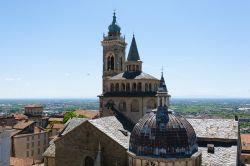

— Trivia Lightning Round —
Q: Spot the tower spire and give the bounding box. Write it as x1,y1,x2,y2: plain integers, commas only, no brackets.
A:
112,10,116,24
127,34,140,61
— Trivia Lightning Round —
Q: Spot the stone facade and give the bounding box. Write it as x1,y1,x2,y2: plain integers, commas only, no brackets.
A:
55,120,128,166
12,130,49,160
0,128,11,166
128,151,202,166
24,105,43,117
100,96,157,123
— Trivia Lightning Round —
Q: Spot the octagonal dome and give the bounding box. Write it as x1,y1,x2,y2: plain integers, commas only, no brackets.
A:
129,108,198,158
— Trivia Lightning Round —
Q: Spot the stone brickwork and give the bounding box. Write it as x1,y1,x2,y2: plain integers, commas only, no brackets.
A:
55,121,128,166
100,96,157,123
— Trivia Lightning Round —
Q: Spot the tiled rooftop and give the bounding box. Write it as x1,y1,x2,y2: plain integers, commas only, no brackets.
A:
62,118,87,135
199,146,237,166
74,110,99,119
43,142,56,157
109,71,158,80
48,118,63,122
10,157,41,166
13,120,34,130
24,104,43,108
187,119,238,140
89,116,130,149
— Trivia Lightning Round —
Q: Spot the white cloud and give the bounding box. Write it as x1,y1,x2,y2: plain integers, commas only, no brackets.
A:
4,77,22,81
64,73,71,77
4,78,15,81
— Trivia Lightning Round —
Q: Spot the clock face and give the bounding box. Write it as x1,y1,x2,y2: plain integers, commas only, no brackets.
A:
145,161,156,166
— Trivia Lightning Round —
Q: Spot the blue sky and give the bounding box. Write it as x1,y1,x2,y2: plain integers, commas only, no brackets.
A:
0,0,250,99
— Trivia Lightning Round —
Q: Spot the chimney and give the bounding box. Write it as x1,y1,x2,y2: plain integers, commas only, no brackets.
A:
207,144,214,153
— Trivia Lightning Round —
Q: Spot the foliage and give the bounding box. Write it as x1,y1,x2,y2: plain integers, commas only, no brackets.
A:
63,111,77,123
78,114,87,118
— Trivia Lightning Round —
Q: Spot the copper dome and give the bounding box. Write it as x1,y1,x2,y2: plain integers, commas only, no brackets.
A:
129,108,198,158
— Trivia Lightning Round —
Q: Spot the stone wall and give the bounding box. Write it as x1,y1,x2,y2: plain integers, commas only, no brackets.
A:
128,151,202,166
100,96,157,123
55,121,128,166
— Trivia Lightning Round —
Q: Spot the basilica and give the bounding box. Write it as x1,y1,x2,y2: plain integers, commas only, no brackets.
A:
43,13,238,166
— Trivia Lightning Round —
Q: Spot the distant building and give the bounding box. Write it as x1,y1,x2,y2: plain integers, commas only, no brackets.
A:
0,116,17,127
0,127,12,166
13,120,35,134
8,119,50,161
24,105,48,128
24,105,43,117
74,110,99,119
12,128,49,160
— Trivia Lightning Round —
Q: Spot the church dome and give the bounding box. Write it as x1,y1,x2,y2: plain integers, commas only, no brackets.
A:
129,108,198,158
108,12,121,34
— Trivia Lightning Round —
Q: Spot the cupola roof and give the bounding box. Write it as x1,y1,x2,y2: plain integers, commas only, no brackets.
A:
129,74,197,158
108,12,121,34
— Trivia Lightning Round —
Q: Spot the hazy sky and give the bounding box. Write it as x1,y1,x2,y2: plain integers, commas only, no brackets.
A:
0,0,250,99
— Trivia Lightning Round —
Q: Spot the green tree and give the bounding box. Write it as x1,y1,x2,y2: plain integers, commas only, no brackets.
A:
63,111,77,123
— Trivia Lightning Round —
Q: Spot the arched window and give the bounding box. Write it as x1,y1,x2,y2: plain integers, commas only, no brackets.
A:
145,83,148,92
119,101,126,112
115,83,119,92
146,99,157,112
136,65,139,71
121,83,125,91
120,57,123,71
137,83,142,92
131,99,139,112
149,83,152,92
111,56,114,70
154,83,158,91
126,83,130,92
85,156,94,166
132,83,137,92
107,56,111,70
110,84,114,92
132,65,135,71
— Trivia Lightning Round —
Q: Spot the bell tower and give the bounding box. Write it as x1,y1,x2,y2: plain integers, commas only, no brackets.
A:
101,12,127,93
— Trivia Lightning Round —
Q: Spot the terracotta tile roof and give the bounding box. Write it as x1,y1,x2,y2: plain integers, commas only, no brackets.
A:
14,113,28,120
241,134,250,151
52,124,65,132
74,110,99,119
24,104,43,108
13,120,35,130
48,118,63,122
10,157,41,166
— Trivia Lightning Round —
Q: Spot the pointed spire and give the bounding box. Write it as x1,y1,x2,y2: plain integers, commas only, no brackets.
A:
127,34,140,61
159,72,167,92
112,11,116,24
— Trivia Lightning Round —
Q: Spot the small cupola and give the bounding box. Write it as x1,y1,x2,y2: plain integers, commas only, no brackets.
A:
108,12,121,37
156,72,170,107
